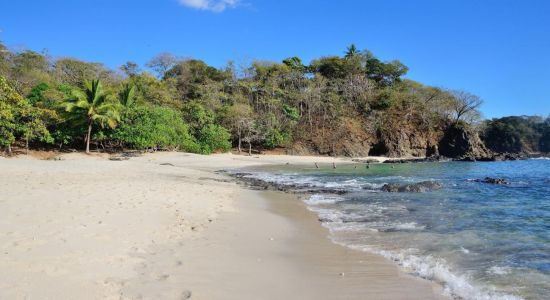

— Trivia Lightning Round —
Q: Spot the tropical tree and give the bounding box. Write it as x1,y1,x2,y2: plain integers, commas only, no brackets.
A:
118,83,136,107
63,79,120,153
0,76,53,154
345,44,359,58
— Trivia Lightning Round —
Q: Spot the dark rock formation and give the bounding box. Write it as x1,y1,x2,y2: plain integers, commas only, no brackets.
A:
287,120,528,162
381,181,443,193
352,158,381,164
373,128,440,158
474,177,510,185
229,172,349,195
439,124,493,161
383,156,446,163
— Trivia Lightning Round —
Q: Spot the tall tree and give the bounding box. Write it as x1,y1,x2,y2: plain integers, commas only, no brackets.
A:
146,53,178,79
345,44,359,58
448,90,483,124
63,80,120,153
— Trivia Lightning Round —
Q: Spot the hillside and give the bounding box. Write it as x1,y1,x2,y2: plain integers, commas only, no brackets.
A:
0,42,546,159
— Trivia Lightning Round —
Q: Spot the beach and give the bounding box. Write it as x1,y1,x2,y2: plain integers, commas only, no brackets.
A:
0,152,446,299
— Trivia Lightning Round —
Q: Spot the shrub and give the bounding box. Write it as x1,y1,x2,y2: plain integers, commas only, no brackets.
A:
112,105,199,151
196,124,231,154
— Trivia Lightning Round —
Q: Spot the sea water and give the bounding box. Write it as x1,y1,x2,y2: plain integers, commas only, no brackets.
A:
234,160,550,300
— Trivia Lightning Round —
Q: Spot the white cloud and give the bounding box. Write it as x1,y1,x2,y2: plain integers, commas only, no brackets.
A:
178,0,240,12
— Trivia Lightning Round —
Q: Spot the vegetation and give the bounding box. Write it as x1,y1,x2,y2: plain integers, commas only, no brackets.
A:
0,40,546,157
482,116,550,153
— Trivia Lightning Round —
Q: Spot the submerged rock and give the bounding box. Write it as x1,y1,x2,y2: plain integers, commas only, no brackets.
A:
228,172,349,194
381,181,442,193
474,177,510,185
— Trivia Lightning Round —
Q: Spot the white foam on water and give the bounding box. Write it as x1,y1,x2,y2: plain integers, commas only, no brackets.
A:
304,194,346,205
487,266,512,276
393,222,425,231
300,192,524,300
347,245,524,300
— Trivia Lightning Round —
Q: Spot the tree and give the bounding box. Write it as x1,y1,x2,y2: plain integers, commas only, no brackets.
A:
146,53,178,78
448,90,483,124
0,76,53,154
54,58,113,88
0,41,10,74
345,44,359,59
9,50,51,95
111,105,198,152
63,79,120,153
118,84,136,107
120,61,141,77
220,102,254,152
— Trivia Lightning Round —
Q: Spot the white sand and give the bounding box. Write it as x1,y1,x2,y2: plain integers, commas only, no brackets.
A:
0,152,444,299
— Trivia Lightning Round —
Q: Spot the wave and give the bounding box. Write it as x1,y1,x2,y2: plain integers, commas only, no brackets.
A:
530,157,550,160
303,194,524,300
329,242,523,300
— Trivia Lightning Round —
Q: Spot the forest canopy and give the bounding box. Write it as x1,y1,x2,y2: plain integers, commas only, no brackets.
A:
0,41,546,157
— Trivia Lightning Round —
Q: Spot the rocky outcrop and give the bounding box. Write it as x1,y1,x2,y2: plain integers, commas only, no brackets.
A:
372,127,441,158
474,177,510,185
381,181,443,193
288,119,524,161
438,124,493,161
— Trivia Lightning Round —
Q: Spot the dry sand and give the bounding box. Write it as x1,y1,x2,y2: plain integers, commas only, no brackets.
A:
0,152,445,299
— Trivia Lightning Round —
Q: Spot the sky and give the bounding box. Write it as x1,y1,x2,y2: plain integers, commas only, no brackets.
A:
0,0,549,118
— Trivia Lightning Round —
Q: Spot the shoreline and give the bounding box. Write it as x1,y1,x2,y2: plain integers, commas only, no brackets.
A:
0,152,447,299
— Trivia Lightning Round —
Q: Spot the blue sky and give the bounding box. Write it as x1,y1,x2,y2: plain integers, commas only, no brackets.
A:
0,0,549,118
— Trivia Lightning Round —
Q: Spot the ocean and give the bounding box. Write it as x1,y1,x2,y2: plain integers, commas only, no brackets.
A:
232,159,550,300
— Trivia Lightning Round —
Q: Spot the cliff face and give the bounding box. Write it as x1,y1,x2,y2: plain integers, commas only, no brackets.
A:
438,124,493,160
372,128,441,158
289,122,492,160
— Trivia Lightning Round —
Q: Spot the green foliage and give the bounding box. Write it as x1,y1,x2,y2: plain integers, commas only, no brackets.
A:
0,76,53,150
118,84,136,107
263,128,289,149
112,105,199,151
27,83,50,105
0,44,499,157
482,116,548,153
282,104,300,121
196,124,232,154
63,79,120,152
183,101,215,131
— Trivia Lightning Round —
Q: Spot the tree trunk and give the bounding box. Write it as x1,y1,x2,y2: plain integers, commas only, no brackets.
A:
25,136,29,155
85,121,92,154
7,144,12,156
238,132,242,153
248,142,252,156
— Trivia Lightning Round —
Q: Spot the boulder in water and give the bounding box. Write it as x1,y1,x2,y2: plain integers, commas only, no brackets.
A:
474,177,510,185
381,181,442,193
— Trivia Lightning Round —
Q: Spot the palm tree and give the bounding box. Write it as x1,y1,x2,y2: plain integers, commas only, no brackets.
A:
64,79,120,153
118,83,136,107
345,44,359,59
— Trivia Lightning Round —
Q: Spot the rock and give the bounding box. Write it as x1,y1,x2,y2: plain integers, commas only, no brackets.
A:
229,172,350,195
474,177,510,185
381,181,443,193
383,156,445,163
371,128,439,158
439,124,493,161
109,157,130,161
352,159,380,164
